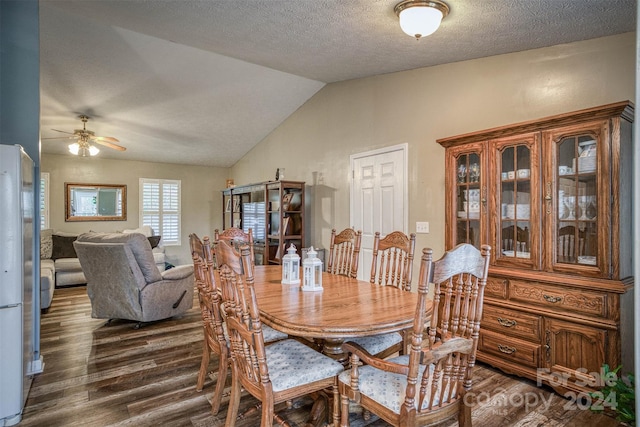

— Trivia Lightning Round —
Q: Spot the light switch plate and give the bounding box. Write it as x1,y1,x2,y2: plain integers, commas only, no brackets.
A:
416,221,429,234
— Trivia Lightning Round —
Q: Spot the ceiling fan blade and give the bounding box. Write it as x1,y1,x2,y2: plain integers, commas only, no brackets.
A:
42,136,77,140
51,128,76,135
93,138,126,151
92,135,120,143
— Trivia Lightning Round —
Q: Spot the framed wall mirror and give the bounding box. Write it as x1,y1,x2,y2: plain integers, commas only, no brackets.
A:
65,183,127,222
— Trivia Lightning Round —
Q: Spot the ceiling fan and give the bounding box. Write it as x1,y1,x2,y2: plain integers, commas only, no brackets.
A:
43,115,126,156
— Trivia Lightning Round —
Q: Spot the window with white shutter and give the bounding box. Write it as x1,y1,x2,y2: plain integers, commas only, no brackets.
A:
139,178,181,245
40,172,50,229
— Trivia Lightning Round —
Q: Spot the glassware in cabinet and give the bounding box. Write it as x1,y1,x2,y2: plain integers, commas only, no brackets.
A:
497,143,533,262
554,133,598,267
454,151,484,249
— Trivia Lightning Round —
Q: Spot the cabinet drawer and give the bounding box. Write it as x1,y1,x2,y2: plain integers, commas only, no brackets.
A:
479,330,540,368
482,305,541,341
485,277,508,299
509,280,607,317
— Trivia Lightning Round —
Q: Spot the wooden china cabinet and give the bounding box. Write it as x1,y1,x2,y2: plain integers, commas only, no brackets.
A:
437,101,634,394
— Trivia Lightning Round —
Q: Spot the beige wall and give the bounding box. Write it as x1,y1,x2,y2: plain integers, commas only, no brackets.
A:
231,33,636,276
41,33,636,273
42,154,229,265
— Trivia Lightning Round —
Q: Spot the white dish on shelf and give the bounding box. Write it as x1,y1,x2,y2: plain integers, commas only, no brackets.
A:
502,250,531,259
577,256,596,265
463,189,480,201
458,211,479,219
573,157,597,173
502,215,530,221
504,204,530,220
578,167,597,174
558,167,573,176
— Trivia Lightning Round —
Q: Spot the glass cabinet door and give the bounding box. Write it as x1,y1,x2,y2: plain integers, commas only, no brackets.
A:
553,133,600,270
454,151,483,249
493,133,538,267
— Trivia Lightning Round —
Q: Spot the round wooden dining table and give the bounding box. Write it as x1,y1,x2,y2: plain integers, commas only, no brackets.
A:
245,265,432,427
251,265,430,360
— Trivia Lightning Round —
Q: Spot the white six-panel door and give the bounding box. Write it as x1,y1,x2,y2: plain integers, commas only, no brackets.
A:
350,144,407,281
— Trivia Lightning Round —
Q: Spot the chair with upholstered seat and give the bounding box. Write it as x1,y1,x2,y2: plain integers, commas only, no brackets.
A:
327,228,362,278
189,233,228,414
189,233,286,415
339,243,491,427
216,239,344,427
370,231,416,290
348,231,416,359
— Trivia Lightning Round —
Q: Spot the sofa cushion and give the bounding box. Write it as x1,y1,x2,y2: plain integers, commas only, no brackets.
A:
122,226,153,237
76,232,162,284
54,257,83,272
51,234,78,260
57,271,87,287
41,229,53,259
41,259,55,276
40,267,55,310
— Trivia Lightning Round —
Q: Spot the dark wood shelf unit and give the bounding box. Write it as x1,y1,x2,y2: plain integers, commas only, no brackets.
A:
222,180,305,265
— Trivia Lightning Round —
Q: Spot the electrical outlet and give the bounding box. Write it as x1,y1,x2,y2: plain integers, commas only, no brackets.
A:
416,221,429,234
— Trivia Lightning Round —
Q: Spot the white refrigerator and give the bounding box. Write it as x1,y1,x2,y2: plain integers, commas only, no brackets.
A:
0,145,35,426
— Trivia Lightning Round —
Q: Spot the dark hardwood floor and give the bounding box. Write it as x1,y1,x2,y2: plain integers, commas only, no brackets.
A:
21,286,623,427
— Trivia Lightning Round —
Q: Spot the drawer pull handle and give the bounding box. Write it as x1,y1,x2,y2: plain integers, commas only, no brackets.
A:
497,344,517,355
497,317,517,328
543,294,562,303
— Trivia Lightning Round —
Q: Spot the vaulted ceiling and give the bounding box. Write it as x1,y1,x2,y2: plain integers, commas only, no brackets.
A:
39,0,636,167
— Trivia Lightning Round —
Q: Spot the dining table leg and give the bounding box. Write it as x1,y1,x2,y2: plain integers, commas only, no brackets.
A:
297,338,347,427
321,338,349,365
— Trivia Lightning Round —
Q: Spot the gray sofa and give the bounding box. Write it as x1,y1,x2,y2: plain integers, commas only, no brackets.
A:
39,227,165,311
74,232,194,326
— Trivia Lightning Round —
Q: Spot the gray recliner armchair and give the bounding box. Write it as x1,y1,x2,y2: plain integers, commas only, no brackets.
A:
74,232,194,327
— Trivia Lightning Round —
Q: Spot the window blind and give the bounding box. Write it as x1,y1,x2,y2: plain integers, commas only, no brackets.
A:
140,178,181,245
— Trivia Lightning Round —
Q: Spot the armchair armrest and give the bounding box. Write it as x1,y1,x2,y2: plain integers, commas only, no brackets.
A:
161,264,193,280
343,341,410,375
420,336,474,365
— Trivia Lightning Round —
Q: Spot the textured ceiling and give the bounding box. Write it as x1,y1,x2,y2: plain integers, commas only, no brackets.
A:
39,0,636,167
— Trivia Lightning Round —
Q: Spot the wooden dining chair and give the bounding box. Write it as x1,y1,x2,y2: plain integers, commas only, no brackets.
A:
557,225,586,262
370,231,416,291
189,233,286,415
502,225,529,253
327,227,362,278
215,239,344,427
348,231,416,360
214,227,255,263
189,233,229,414
339,243,491,427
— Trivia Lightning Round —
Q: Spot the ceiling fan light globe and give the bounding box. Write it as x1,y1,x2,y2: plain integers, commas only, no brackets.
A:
89,145,100,156
68,143,80,155
398,6,443,38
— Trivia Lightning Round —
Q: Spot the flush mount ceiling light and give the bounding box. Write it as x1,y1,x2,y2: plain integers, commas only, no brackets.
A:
394,0,449,40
